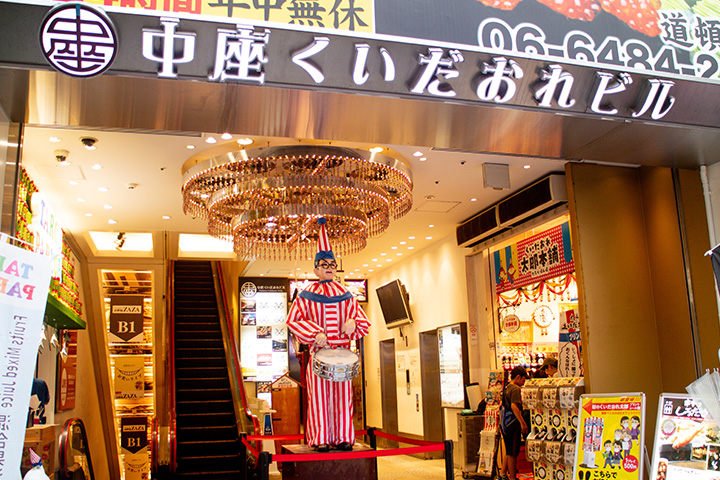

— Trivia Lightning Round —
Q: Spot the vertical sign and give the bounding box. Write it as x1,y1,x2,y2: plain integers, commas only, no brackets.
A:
121,416,148,453
56,330,77,411
559,308,583,378
0,241,52,480
650,394,720,480
114,356,145,399
574,393,645,480
109,295,144,343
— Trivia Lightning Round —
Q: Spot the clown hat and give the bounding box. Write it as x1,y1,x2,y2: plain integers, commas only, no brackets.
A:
315,217,335,262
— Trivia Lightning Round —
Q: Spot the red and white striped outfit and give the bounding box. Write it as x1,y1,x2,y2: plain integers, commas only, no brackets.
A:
286,280,370,447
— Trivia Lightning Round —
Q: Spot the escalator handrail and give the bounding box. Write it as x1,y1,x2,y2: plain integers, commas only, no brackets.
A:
212,262,260,438
58,417,95,480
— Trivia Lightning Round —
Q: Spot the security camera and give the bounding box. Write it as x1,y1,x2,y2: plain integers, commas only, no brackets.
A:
80,137,98,150
54,149,69,163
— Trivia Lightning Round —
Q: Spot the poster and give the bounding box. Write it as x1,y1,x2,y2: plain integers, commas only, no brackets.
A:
574,393,645,480
559,308,583,378
0,241,52,480
109,295,145,343
650,394,720,480
438,324,466,408
114,355,145,399
56,330,77,411
121,416,148,454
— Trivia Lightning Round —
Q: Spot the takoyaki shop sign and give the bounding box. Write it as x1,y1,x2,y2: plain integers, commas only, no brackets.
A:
493,222,575,293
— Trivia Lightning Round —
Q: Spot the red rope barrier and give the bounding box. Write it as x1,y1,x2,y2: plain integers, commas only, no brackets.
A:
272,443,445,463
372,430,441,446
242,437,259,457
247,429,368,442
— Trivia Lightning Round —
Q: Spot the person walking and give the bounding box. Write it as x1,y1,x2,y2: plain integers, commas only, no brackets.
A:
496,366,529,480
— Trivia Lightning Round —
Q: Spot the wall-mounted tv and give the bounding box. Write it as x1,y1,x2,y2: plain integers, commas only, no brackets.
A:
376,279,413,329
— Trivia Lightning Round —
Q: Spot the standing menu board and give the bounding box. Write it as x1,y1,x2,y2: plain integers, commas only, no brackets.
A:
438,323,469,408
239,278,290,384
650,394,720,480
574,393,645,480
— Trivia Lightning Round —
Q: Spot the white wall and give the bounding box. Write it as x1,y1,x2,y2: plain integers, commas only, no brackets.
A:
363,233,472,440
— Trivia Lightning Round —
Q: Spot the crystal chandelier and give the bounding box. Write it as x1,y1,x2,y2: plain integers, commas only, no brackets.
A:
182,144,413,260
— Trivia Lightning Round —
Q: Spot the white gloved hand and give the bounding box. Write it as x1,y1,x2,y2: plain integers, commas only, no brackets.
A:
342,319,356,336
314,332,328,348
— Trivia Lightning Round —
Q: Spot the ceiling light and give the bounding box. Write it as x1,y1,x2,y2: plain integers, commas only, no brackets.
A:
419,157,427,162
386,258,392,261
409,236,415,240
368,269,374,272
162,215,171,220
80,137,98,150
408,246,414,250
372,258,378,262
413,151,423,157
92,164,102,170
396,253,402,256
524,165,531,169
369,146,384,153
54,149,69,164
69,180,79,186
205,137,217,144
108,219,117,224
104,204,113,209
380,252,387,256
362,264,368,267
399,241,406,245
237,138,254,145
77,197,86,202
425,236,432,240
471,198,477,202
49,136,61,143
99,187,109,192
429,224,434,228
377,264,382,267
182,145,412,260
221,133,232,140
85,213,93,217
187,145,196,150
391,246,397,249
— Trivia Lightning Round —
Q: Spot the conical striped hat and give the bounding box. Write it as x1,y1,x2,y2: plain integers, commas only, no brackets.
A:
314,217,335,262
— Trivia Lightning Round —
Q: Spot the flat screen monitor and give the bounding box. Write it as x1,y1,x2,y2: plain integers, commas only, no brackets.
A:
375,279,413,328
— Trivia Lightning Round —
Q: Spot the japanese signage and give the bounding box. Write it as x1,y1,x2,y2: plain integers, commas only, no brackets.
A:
30,192,63,277
0,241,52,480
559,308,583,378
494,222,575,293
109,295,145,343
574,393,645,480
0,2,719,127
56,330,77,412
239,277,289,384
650,394,720,480
114,355,145,399
120,416,148,454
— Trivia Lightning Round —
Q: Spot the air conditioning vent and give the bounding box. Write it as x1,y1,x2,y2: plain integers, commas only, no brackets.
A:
456,174,567,248
456,207,505,248
497,174,567,226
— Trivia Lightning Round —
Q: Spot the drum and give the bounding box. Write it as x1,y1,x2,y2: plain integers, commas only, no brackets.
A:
311,348,360,382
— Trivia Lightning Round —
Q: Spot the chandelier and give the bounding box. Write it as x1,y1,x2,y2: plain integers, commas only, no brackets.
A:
182,143,413,260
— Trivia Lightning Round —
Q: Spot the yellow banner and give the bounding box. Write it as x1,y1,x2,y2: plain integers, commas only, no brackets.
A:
88,0,374,33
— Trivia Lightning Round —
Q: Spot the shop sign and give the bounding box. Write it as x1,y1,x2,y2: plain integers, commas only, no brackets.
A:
558,308,583,378
494,222,574,293
0,241,52,480
30,192,63,277
1,2,716,127
120,416,148,454
56,330,77,412
650,394,720,480
502,313,521,333
575,393,646,480
109,295,145,343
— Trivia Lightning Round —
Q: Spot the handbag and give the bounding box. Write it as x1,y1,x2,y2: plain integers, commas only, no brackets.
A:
500,386,518,432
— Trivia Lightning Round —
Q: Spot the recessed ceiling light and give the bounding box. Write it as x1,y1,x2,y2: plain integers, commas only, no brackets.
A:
399,241,406,245
368,269,374,272
92,164,102,170
108,219,117,224
377,264,382,267
186,145,196,150
69,180,79,186
471,198,477,202
260,273,265,276
386,258,392,262
391,246,397,249
408,247,414,250
380,252,387,256
85,213,92,217
221,133,232,140
524,165,531,169
104,204,113,209
49,136,61,143
429,224,434,228
355,268,360,271
369,146,383,153
426,236,432,240
237,138,253,145
372,258,378,262
77,197,86,202
413,151,423,157
419,157,427,162
206,137,217,144
397,253,402,256
162,215,171,220
408,236,415,240
99,187,109,192
362,264,368,267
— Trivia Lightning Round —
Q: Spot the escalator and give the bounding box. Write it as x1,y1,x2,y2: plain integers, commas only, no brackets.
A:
172,261,245,479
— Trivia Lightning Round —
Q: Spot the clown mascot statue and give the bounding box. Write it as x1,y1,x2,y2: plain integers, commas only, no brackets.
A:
286,218,370,452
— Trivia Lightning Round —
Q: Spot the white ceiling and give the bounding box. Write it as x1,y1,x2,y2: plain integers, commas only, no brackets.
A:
21,126,567,278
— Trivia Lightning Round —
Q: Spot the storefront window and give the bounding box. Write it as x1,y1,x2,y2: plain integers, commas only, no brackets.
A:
489,215,582,378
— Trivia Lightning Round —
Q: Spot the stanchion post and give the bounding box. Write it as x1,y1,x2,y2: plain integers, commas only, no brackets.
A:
367,427,376,449
259,451,272,480
444,440,454,480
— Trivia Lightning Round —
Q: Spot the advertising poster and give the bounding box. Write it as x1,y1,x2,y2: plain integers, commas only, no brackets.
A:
0,241,52,480
56,330,77,411
650,394,720,480
114,355,145,399
109,295,145,343
121,416,148,454
438,324,467,408
574,393,645,480
559,308,583,378
239,278,289,383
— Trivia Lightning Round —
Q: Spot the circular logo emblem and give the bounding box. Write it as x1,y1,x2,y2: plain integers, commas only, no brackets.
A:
241,282,258,298
39,3,118,78
502,314,520,333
